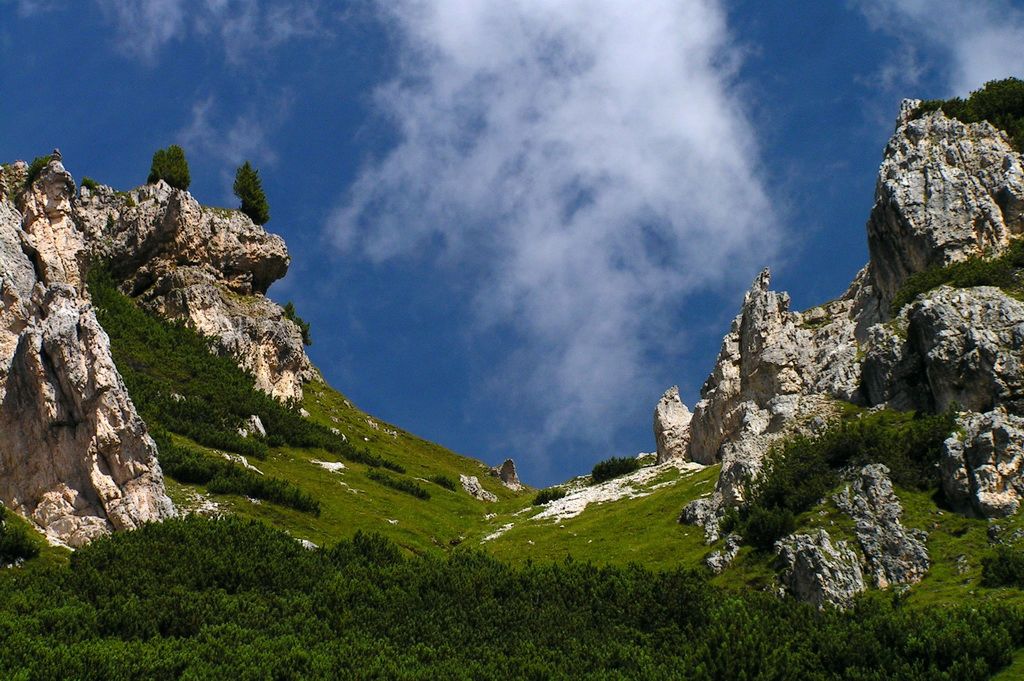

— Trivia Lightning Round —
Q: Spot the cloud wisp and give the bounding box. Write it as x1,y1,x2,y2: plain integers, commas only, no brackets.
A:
857,0,1024,95
328,0,781,454
94,0,327,64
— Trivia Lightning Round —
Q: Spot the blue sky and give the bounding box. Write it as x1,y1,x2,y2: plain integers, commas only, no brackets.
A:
3,0,1024,486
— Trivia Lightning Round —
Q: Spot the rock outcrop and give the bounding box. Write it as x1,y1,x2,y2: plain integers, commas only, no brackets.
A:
833,464,929,588
867,102,1024,309
942,409,1024,517
74,180,316,401
653,386,691,464
676,101,1024,544
0,161,173,546
704,533,741,575
776,530,866,609
490,459,522,490
460,475,497,502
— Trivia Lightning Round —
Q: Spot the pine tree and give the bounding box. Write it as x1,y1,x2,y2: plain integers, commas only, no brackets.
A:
147,145,191,191
233,161,270,225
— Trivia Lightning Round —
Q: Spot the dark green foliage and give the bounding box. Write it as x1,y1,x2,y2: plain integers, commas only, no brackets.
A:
982,545,1024,587
0,506,39,565
591,456,641,483
428,474,457,491
0,515,1021,679
891,239,1024,312
80,176,100,192
153,431,320,515
147,145,190,191
366,470,430,500
233,161,270,225
24,155,50,187
914,78,1024,151
533,487,568,505
283,301,312,346
730,409,956,548
87,265,401,473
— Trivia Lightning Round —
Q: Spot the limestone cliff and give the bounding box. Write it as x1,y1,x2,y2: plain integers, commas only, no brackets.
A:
0,160,173,546
671,101,1024,554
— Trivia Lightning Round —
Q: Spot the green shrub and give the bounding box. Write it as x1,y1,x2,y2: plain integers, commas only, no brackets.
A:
147,145,191,191
428,474,457,491
729,408,956,548
0,506,39,565
24,155,50,187
891,239,1024,312
913,77,1024,151
80,176,100,192
233,161,270,225
283,302,312,346
533,487,568,505
983,545,1024,587
591,456,641,483
366,470,430,500
154,431,320,515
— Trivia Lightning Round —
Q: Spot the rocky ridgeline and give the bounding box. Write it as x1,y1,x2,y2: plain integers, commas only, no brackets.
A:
653,102,1024,604
0,156,317,545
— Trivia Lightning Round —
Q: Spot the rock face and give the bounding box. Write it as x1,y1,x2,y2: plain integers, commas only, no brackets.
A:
942,409,1024,517
676,102,1024,543
776,530,866,609
704,533,741,575
74,181,316,401
653,386,691,464
0,161,173,546
490,459,522,491
834,464,929,588
460,475,497,502
867,103,1024,309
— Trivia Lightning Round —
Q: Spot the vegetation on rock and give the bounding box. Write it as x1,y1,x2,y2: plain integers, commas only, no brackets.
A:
233,161,270,225
533,487,568,505
0,505,39,565
591,456,641,483
146,145,190,191
283,301,312,345
914,77,1024,151
891,238,1024,312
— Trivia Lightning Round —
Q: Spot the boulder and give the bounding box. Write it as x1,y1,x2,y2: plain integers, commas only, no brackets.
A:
653,386,691,463
460,475,497,502
490,458,522,490
941,409,1024,517
833,464,929,588
776,530,866,609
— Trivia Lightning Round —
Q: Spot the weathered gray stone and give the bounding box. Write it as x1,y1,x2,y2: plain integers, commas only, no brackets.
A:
942,409,1024,517
704,533,741,575
776,529,866,609
867,105,1024,309
834,464,929,588
460,475,497,502
654,386,691,464
490,458,522,490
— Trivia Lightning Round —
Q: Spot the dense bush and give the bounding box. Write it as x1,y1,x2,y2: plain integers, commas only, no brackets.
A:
153,431,320,515
233,161,270,225
24,155,50,187
366,470,430,500
982,545,1024,587
147,145,190,191
915,77,1024,151
87,265,400,472
729,409,956,549
428,474,457,491
0,506,39,565
0,516,1021,679
591,456,641,483
283,301,312,346
533,487,568,505
80,176,100,192
891,238,1024,312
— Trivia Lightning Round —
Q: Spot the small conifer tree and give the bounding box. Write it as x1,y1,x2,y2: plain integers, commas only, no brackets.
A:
147,145,191,191
233,161,270,225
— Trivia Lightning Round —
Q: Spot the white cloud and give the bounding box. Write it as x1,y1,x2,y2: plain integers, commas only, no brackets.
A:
94,0,327,63
327,0,780,451
857,0,1024,95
